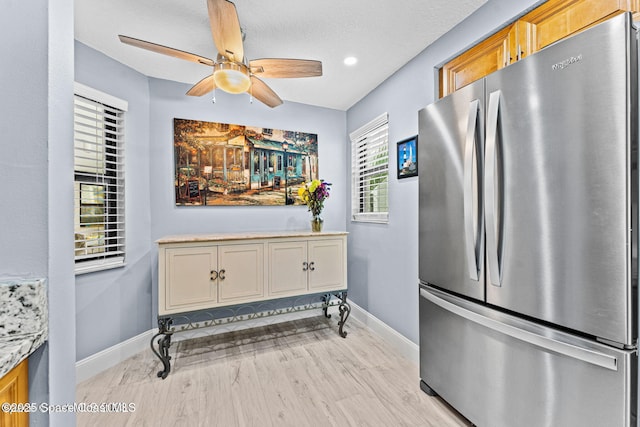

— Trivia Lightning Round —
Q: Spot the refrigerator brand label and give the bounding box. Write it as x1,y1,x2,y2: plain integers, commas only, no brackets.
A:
551,54,583,71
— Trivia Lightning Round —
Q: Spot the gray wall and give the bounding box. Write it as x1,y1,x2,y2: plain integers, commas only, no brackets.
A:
74,41,153,361
345,0,544,344
1,0,76,425
0,1,558,424
72,0,543,359
148,78,347,239
1,3,50,425
72,43,347,356
148,78,348,319
1,0,49,276
71,0,544,373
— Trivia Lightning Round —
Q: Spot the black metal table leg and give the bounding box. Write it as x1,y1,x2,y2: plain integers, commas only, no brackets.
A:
322,293,332,318
336,291,351,338
150,317,173,379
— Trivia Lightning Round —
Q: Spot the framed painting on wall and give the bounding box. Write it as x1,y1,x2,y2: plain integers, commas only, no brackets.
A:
173,118,319,206
396,135,418,179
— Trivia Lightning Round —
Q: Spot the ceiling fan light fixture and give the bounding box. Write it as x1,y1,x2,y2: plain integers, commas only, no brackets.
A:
213,62,251,94
118,0,320,108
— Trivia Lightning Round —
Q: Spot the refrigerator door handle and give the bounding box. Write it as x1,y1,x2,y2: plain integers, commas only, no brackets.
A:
463,99,483,281
420,288,618,371
485,90,502,287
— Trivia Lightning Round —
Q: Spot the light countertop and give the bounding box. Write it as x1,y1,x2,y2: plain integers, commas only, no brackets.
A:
157,230,348,244
0,278,48,378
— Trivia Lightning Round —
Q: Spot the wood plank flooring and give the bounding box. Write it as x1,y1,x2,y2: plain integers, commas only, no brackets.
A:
77,315,471,426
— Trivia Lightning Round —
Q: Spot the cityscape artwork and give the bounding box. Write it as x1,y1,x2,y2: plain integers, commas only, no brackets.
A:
174,118,319,206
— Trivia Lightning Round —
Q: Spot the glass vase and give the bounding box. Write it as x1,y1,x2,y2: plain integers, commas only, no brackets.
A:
311,215,323,232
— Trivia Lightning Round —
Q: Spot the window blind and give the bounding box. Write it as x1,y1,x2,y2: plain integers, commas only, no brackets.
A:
350,113,389,223
73,91,126,274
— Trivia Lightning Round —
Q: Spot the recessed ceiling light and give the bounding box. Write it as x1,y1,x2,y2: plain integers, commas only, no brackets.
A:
344,56,358,66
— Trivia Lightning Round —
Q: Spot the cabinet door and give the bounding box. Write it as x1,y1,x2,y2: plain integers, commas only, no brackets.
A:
521,0,629,52
308,239,346,292
164,246,217,313
0,359,28,427
218,244,265,303
440,25,513,97
268,241,308,297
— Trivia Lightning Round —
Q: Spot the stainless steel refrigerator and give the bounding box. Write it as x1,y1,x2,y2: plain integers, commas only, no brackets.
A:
418,13,638,427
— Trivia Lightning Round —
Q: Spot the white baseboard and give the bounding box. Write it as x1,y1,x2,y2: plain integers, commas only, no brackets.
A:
76,302,418,383
76,329,156,384
349,301,419,365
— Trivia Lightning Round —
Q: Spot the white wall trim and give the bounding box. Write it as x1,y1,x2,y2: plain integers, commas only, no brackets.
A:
76,302,418,383
349,301,419,365
73,81,129,111
76,329,155,384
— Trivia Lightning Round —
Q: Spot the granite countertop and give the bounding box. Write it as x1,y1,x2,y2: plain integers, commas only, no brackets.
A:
157,230,348,244
0,278,48,378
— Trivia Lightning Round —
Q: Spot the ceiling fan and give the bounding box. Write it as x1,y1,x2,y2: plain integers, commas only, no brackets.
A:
119,0,322,108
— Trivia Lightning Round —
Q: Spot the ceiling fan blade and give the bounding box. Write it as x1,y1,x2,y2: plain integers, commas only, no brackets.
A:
207,0,244,63
250,59,323,78
118,35,215,66
186,75,216,96
250,76,283,108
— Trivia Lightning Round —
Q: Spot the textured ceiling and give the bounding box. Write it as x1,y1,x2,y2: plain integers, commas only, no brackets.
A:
75,0,487,110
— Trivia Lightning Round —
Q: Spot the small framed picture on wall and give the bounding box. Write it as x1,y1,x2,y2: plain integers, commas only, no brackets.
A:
396,135,418,179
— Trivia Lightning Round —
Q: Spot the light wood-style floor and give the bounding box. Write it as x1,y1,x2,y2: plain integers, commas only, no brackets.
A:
77,315,470,426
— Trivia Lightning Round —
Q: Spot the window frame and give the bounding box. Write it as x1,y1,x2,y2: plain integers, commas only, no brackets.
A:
350,112,389,223
73,82,128,275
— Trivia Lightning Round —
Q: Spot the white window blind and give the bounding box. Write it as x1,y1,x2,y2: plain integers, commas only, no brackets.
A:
350,113,389,223
73,84,127,274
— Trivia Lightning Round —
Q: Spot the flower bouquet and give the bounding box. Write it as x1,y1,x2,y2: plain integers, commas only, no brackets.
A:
298,179,332,231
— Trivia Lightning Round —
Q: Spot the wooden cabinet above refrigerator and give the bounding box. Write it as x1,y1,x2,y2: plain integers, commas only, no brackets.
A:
440,0,640,98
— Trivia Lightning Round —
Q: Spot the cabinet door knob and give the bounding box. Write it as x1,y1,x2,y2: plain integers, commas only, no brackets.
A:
210,270,218,281
309,262,315,271
219,269,226,280
302,262,308,271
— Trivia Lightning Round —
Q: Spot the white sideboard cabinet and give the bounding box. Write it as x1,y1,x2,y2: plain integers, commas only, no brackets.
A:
153,231,349,378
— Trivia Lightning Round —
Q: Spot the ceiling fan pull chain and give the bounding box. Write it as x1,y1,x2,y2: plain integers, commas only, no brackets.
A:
212,88,216,104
